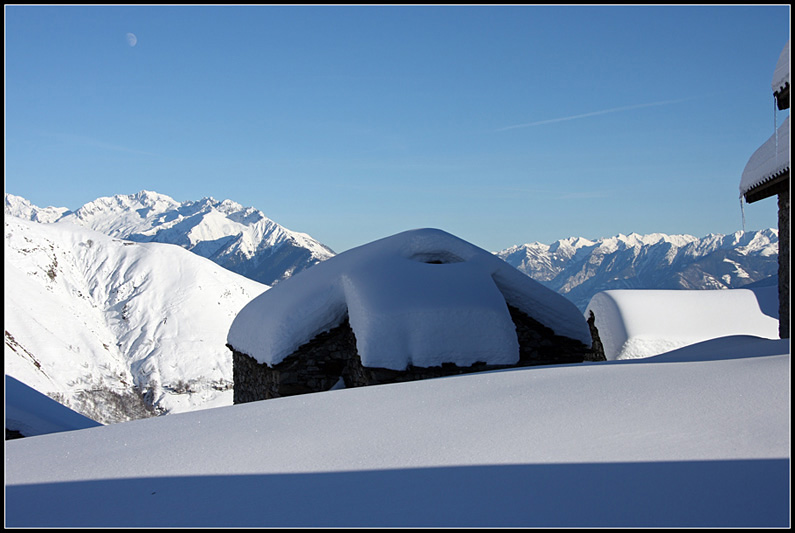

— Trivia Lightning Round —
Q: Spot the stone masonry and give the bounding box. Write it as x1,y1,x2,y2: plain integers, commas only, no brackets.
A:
231,305,603,403
778,187,789,338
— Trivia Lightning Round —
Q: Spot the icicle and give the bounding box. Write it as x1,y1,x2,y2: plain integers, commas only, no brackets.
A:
740,196,746,233
774,96,778,167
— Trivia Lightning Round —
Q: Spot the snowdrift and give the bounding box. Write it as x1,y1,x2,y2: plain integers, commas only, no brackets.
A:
5,375,102,438
5,336,790,527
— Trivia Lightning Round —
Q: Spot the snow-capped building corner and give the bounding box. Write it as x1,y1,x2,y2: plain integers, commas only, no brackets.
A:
772,39,790,110
741,39,790,201
740,115,790,201
227,228,600,403
739,39,789,339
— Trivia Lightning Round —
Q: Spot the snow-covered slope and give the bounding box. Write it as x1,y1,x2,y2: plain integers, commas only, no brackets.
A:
5,215,268,423
5,336,790,527
496,230,778,311
5,191,335,286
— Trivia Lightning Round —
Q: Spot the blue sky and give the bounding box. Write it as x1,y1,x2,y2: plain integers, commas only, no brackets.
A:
5,5,790,253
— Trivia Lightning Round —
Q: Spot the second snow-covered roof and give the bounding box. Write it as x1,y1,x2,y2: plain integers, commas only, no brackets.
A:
227,228,591,370
585,287,780,360
740,115,790,198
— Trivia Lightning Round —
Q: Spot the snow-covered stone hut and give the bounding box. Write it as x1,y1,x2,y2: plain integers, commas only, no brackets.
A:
740,40,790,338
585,287,780,361
227,228,599,402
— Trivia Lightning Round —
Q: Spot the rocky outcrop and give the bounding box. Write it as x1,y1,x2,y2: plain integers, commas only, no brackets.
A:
586,310,606,361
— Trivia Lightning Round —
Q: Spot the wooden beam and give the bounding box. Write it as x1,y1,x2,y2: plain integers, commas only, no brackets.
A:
744,171,790,204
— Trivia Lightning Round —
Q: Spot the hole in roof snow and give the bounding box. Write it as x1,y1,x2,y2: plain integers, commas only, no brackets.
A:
409,251,465,264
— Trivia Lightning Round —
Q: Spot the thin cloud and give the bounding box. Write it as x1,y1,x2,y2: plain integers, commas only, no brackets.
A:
495,97,694,132
54,133,157,156
556,190,612,200
487,186,613,200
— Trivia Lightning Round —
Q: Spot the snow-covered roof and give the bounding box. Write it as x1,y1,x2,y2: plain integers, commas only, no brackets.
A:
585,287,779,360
227,228,592,370
739,115,790,198
772,39,789,96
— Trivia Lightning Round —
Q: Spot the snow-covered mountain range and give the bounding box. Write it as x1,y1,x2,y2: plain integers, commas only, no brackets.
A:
496,231,778,311
5,191,335,286
7,192,778,313
5,215,267,424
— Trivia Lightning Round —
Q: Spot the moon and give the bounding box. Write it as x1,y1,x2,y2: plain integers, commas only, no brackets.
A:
126,33,137,47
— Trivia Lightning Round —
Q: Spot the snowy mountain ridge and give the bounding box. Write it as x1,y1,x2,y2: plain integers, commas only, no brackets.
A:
496,228,778,311
7,192,777,313
5,191,335,286
4,193,71,223
4,214,268,424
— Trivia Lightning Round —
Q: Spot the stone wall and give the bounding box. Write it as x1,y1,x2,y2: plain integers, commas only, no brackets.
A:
231,319,357,404
778,186,790,338
231,305,601,403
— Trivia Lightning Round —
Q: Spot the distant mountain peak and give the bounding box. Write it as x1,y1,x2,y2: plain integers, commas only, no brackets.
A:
497,229,778,311
5,191,335,286
4,193,72,223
